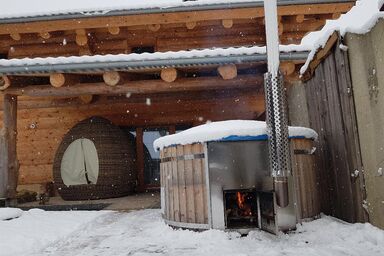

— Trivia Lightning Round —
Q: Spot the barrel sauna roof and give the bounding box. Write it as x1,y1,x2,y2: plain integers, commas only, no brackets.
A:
153,120,318,150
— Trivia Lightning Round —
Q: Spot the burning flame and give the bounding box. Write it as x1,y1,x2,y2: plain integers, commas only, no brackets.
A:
236,191,252,216
236,191,245,209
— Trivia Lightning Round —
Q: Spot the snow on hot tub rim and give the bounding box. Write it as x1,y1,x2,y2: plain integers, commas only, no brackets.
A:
154,120,318,151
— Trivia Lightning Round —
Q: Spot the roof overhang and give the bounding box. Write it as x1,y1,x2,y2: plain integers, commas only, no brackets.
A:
0,0,356,24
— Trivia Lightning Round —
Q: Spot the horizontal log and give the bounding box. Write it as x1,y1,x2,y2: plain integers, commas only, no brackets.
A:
222,19,233,28
280,62,296,76
217,64,237,80
8,42,78,58
0,76,11,90
50,73,81,87
186,21,197,30
75,29,88,46
39,32,51,39
1,75,264,97
10,33,21,41
78,95,93,104
160,68,179,83
148,24,161,32
107,26,121,35
103,71,128,86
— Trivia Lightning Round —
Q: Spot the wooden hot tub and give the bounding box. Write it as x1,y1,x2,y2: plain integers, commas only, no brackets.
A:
155,120,320,234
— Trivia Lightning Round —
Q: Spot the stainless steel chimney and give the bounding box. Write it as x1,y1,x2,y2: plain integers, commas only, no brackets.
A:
263,0,291,207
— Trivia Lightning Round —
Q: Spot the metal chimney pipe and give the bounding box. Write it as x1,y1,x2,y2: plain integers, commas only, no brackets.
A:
263,0,291,208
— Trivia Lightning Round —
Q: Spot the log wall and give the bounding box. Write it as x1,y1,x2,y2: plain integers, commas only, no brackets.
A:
0,89,263,193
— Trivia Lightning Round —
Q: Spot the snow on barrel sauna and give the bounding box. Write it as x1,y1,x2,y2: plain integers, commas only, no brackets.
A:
154,120,320,234
53,117,137,200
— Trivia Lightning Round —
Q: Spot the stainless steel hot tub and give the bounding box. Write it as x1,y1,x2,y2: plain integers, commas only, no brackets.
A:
208,140,296,234
158,131,319,234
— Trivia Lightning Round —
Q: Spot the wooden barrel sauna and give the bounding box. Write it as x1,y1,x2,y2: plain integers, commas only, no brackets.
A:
53,117,137,200
156,120,321,232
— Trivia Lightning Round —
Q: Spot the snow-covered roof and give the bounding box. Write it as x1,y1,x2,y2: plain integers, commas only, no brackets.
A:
0,45,309,75
300,0,384,74
153,120,318,150
0,0,261,20
0,45,308,68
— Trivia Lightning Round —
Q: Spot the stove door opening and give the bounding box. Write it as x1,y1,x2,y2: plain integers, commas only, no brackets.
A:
224,189,259,229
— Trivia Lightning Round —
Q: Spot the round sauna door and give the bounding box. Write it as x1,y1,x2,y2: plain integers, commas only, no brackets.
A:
60,138,99,186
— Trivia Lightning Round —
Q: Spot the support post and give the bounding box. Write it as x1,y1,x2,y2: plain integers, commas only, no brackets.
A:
136,127,145,192
0,94,18,206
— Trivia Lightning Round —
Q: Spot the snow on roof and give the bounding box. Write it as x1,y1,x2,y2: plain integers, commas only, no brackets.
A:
0,0,261,20
153,120,318,150
0,45,309,69
300,0,384,74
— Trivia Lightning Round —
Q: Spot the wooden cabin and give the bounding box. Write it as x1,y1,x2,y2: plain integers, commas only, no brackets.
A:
0,1,354,207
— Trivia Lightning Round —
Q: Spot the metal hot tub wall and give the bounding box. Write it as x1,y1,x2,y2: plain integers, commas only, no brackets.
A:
160,138,320,233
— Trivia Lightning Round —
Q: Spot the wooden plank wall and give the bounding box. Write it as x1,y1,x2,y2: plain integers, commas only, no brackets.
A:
304,42,368,223
0,89,262,193
161,143,208,225
291,138,321,220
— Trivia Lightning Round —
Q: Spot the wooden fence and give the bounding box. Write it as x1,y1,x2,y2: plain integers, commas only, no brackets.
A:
304,41,368,223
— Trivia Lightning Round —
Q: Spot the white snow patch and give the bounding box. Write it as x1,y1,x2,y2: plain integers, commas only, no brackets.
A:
24,209,384,256
300,0,384,74
154,120,317,150
0,207,23,220
0,208,109,256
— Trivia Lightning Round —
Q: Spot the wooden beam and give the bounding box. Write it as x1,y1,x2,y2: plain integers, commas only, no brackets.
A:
0,95,18,204
0,3,354,35
136,127,145,192
75,29,88,46
186,21,197,30
332,12,341,19
301,32,338,81
0,128,5,199
222,19,233,28
147,24,161,32
103,71,132,86
217,64,237,80
2,75,264,97
38,32,51,39
78,95,93,104
10,33,21,41
49,73,81,87
8,42,79,59
107,26,120,35
160,68,179,83
280,62,296,76
0,76,11,90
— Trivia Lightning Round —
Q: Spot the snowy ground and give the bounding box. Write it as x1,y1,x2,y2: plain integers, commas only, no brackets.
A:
1,209,383,256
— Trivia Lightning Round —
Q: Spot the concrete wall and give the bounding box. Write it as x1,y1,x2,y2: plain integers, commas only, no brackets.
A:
346,19,384,229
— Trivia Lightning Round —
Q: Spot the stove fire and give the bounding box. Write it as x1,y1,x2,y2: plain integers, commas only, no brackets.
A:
236,191,252,216
224,190,259,229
